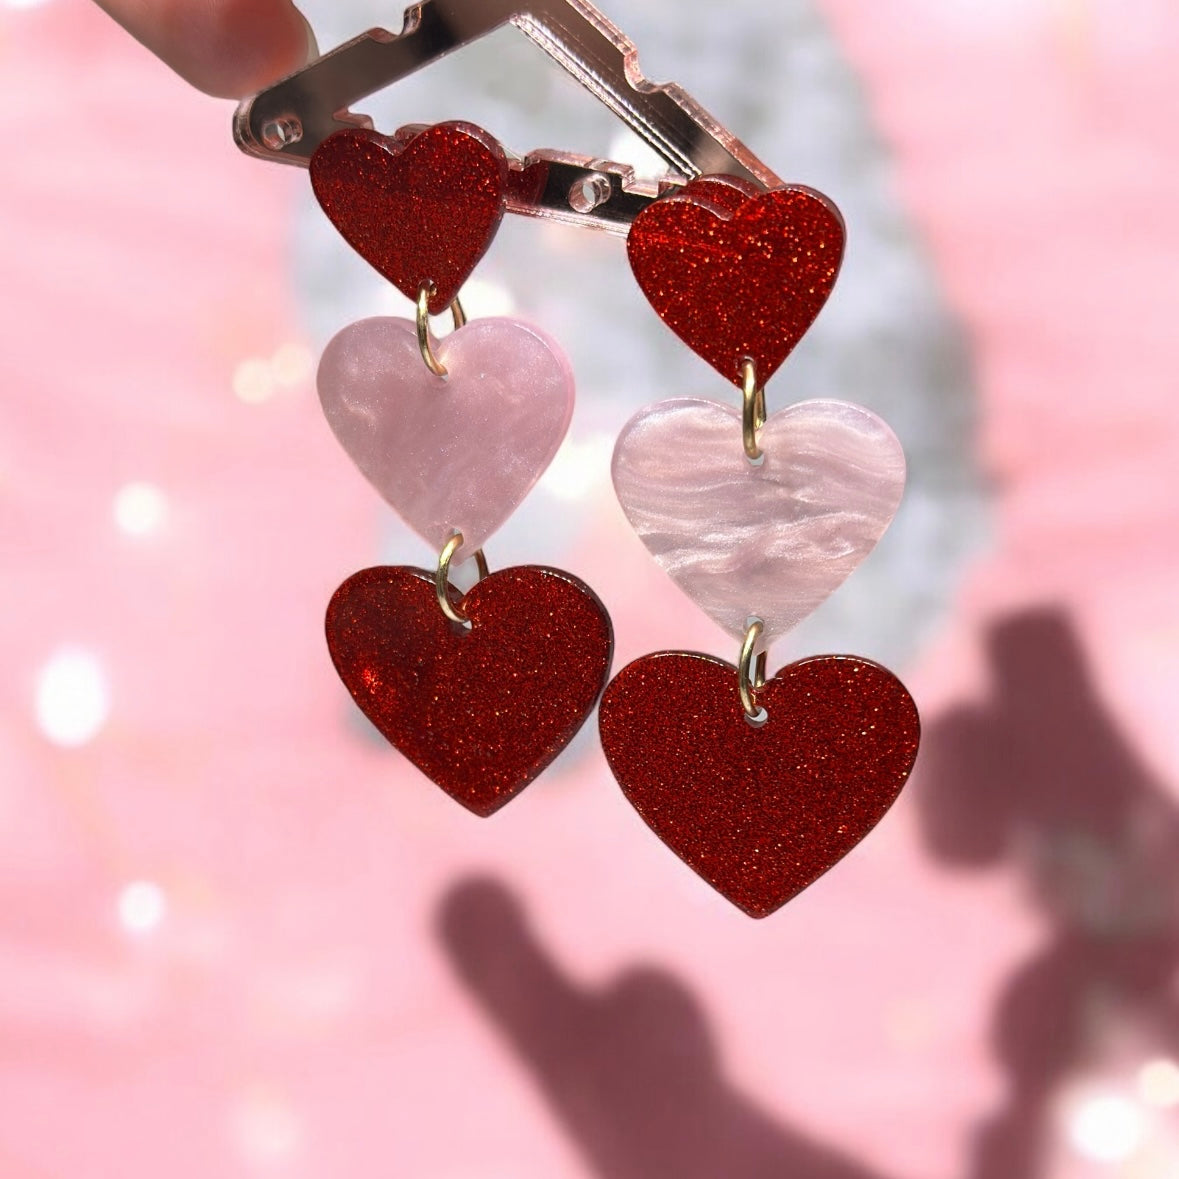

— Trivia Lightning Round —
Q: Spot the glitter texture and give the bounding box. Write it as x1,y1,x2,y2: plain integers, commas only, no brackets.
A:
326,565,612,816
598,652,920,917
310,123,507,313
627,177,845,388
669,174,762,216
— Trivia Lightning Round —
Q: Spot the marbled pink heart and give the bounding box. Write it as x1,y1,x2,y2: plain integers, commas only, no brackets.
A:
612,398,906,641
317,317,574,553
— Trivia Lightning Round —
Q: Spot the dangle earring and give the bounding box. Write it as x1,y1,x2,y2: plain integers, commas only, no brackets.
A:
599,174,921,917
309,121,613,816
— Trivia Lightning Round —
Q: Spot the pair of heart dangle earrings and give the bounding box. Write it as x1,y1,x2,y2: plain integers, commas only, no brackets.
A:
304,117,920,919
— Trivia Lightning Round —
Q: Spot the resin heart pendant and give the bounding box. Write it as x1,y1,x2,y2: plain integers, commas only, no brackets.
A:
627,179,844,386
317,316,574,553
327,566,613,816
612,397,905,641
599,652,920,917
310,122,508,312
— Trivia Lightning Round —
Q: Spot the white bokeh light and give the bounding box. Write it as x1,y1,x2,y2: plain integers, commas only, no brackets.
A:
269,341,313,388
113,481,168,536
232,357,275,404
35,647,110,747
118,880,167,934
1066,1093,1146,1164
1139,1058,1179,1108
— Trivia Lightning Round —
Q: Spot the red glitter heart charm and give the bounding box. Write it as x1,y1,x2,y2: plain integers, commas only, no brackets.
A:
627,178,845,387
672,174,762,216
326,565,612,816
599,652,919,917
310,122,508,313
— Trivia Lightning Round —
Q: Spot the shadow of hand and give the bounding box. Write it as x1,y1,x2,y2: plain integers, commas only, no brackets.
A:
437,876,894,1179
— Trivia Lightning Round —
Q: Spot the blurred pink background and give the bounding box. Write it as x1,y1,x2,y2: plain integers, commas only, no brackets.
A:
2,1,1178,1176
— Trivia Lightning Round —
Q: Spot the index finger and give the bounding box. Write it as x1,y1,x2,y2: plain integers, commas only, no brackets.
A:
94,0,317,99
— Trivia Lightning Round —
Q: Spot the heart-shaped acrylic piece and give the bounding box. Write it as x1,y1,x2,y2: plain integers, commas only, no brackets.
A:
327,565,613,816
627,177,844,387
599,651,920,917
612,397,906,641
318,316,575,553
310,122,508,313
671,174,762,217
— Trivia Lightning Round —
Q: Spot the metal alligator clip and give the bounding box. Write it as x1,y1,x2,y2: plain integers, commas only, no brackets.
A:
233,0,782,234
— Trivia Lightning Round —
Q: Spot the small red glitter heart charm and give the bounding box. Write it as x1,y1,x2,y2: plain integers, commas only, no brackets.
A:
310,122,508,313
626,177,845,387
326,565,612,816
599,652,919,917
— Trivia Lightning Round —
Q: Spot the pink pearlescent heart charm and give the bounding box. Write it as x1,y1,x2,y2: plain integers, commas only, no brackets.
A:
612,398,906,641
317,317,574,552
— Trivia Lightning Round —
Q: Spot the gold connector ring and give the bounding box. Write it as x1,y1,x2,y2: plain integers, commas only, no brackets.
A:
741,358,767,461
417,282,468,377
435,531,489,625
738,617,768,721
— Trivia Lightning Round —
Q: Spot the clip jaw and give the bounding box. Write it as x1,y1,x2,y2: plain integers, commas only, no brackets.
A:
232,0,781,233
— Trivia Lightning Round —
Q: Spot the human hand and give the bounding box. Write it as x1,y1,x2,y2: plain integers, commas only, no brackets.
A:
93,0,317,99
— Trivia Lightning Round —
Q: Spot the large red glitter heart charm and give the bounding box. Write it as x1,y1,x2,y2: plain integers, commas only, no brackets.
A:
326,565,612,816
627,177,845,387
599,652,919,917
310,122,508,313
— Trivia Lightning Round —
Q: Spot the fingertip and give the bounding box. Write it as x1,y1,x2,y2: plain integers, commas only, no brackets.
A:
185,0,318,98
97,0,318,99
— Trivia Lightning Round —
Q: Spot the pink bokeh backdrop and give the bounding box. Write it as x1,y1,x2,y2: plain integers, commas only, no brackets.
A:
2,2,1178,1177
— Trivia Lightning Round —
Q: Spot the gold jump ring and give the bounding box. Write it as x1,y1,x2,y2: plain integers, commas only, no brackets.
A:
435,531,489,625
417,282,467,377
738,617,768,721
741,358,766,461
